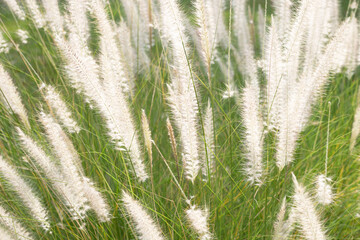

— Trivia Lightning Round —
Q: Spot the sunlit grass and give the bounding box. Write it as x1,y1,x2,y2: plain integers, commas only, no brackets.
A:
0,0,359,239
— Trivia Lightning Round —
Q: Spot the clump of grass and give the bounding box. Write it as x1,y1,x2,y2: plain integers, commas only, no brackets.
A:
0,0,358,239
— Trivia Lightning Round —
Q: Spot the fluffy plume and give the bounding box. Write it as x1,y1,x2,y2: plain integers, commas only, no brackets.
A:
276,18,355,169
117,22,136,90
186,205,212,240
222,80,239,100
66,0,90,41
122,191,165,240
16,29,29,44
120,0,139,31
232,0,256,74
82,177,111,222
194,0,216,70
241,81,264,185
141,109,153,163
88,0,148,182
329,0,339,31
264,16,285,130
3,0,26,20
53,0,97,105
358,26,360,64
315,174,333,205
38,112,87,205
202,101,215,178
0,155,50,231
41,0,64,35
0,225,14,240
291,173,326,240
273,197,295,240
0,204,33,240
137,0,152,37
0,63,29,128
55,0,148,182
137,0,153,58
233,0,264,184
119,0,150,69
282,0,314,88
23,0,45,28
17,128,89,220
89,0,130,93
158,0,201,182
190,0,228,55
272,0,292,37
39,112,110,221
43,84,80,133
301,0,338,78
273,198,287,240
343,15,359,77
211,0,228,48
257,5,265,51
0,31,10,53
350,90,360,151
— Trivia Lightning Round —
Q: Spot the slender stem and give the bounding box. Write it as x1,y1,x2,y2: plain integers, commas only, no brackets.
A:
325,101,331,177
152,140,188,201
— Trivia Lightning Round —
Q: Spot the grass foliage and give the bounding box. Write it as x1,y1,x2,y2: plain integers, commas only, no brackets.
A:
0,0,359,239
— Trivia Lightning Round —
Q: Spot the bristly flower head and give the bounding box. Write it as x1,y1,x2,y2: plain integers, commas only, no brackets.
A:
16,29,29,44
0,31,10,53
273,197,295,240
3,0,26,20
122,190,165,240
186,205,212,240
291,173,326,240
315,174,333,205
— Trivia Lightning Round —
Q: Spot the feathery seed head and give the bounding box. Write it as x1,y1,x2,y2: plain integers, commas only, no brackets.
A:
0,63,29,128
82,177,111,222
0,155,50,231
43,84,80,133
315,174,333,205
159,0,201,183
24,0,46,28
122,190,165,240
186,205,212,240
16,127,89,220
16,29,29,44
141,109,153,163
202,100,215,179
0,205,33,240
3,0,26,20
273,197,294,240
0,32,10,53
42,0,64,35
291,173,327,240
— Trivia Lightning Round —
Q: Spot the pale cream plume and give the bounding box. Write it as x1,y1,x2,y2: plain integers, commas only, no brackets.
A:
0,63,29,128
291,173,326,240
39,112,110,221
158,0,201,182
186,205,212,240
0,155,50,231
3,0,26,20
202,101,215,178
0,31,10,53
23,0,46,28
17,128,89,220
43,84,80,133
0,204,33,240
122,191,165,240
273,197,294,240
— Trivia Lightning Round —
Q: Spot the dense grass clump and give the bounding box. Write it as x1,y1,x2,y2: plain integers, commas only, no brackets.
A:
0,0,359,239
